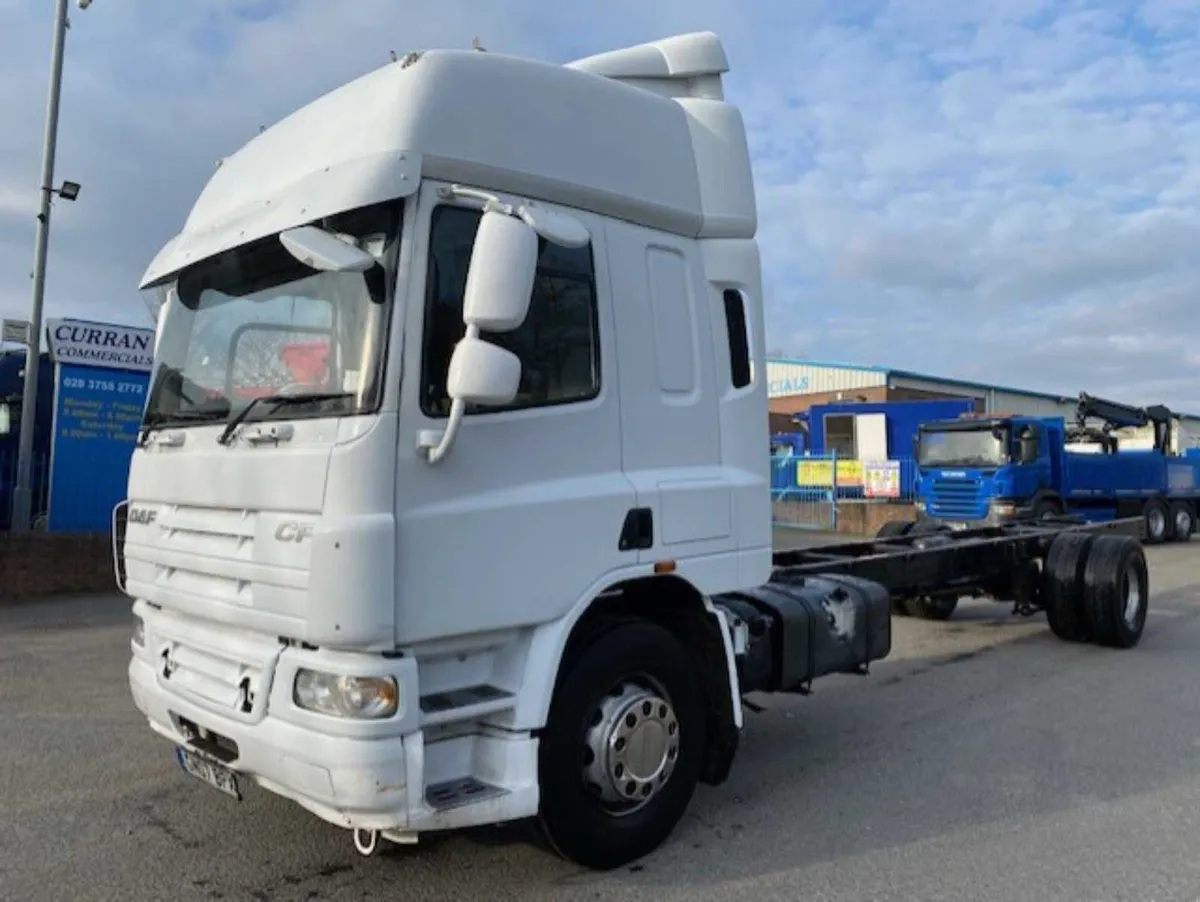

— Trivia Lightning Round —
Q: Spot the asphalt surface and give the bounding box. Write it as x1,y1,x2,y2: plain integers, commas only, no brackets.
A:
4,531,1200,901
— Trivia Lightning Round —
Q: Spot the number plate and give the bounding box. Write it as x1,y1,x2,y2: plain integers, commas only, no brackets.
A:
175,746,242,800
947,521,969,531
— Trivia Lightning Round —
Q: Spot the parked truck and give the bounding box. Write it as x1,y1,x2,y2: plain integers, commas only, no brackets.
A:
914,393,1200,548
0,349,54,530
119,33,1154,871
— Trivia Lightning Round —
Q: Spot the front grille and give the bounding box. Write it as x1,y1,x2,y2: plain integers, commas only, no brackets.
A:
159,640,269,720
929,477,988,520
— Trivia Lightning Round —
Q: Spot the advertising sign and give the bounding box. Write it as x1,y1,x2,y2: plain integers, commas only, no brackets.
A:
45,318,154,373
796,458,863,488
863,460,901,499
43,318,156,533
47,364,149,533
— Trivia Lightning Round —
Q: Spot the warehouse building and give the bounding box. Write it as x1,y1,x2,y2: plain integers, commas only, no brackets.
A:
767,356,1200,454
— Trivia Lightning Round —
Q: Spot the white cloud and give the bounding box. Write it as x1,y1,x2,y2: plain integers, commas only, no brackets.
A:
1,0,1199,409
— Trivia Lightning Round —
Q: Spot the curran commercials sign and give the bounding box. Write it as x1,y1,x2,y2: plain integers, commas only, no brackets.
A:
45,318,155,373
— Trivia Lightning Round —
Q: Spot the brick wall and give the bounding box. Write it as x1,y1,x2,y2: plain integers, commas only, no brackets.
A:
0,532,116,601
836,501,917,536
772,499,917,536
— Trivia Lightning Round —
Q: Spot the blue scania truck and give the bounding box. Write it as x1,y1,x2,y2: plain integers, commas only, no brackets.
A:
913,392,1200,545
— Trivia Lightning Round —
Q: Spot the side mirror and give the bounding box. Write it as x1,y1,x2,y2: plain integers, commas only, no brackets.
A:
517,202,591,249
1019,433,1039,464
419,336,521,465
279,225,377,273
462,212,539,332
447,336,521,407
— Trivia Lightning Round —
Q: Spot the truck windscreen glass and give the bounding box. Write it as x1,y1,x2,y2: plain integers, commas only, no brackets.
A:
142,200,402,430
917,427,1010,468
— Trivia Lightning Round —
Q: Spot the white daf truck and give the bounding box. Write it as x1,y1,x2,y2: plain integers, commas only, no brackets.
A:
121,31,1151,871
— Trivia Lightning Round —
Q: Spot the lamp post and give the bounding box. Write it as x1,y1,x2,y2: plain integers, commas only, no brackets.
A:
10,0,89,532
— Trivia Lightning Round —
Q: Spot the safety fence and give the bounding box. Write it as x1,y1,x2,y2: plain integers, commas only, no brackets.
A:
771,452,920,531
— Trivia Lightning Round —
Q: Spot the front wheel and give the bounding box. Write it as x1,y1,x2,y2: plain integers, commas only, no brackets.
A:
538,621,705,870
904,595,959,620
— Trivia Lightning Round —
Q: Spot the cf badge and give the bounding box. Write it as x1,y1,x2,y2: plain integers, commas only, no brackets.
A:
274,522,314,543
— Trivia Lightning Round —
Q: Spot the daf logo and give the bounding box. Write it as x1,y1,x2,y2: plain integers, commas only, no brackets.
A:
128,507,157,526
274,522,314,543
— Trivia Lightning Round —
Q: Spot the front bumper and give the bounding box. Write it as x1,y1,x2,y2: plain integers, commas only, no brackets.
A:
128,600,423,831
914,500,1018,529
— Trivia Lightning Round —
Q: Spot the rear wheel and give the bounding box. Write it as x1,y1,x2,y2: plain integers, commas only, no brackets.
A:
1168,501,1194,542
1042,531,1095,642
538,621,705,870
1143,497,1169,545
1081,535,1150,649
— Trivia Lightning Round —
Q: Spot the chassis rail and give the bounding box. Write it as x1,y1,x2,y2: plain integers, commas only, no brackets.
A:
770,516,1143,605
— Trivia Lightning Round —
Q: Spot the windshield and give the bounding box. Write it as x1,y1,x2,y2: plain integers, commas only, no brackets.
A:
917,425,1010,468
142,199,402,430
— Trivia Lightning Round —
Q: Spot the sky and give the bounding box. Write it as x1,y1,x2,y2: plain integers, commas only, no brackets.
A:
1,0,1198,409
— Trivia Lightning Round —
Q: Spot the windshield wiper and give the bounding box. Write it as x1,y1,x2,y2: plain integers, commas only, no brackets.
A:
216,391,353,446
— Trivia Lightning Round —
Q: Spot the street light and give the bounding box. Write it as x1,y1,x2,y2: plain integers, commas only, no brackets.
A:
10,0,91,532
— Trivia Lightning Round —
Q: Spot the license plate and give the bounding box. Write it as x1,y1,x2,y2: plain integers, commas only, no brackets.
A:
176,746,242,800
947,521,969,531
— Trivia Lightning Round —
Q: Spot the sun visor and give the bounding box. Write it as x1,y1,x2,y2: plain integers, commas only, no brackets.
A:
140,150,421,289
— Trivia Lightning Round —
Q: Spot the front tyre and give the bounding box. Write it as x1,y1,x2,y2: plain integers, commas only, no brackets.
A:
538,621,705,870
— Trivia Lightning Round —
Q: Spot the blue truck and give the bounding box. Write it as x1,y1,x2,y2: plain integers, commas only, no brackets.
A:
913,392,1200,545
0,348,54,530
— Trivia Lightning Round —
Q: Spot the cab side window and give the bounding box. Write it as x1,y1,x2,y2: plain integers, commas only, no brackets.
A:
420,205,601,418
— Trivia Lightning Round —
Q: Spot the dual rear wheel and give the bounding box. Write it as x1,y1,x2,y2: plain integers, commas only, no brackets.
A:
1042,532,1149,648
1142,497,1194,545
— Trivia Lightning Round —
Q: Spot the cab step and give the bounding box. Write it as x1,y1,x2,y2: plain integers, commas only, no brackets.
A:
425,776,509,812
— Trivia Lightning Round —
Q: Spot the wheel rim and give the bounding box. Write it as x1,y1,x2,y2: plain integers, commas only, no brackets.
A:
1122,570,1144,628
582,678,679,816
1176,510,1192,537
1148,508,1165,538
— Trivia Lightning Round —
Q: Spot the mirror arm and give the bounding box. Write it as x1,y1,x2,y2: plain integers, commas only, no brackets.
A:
420,324,480,465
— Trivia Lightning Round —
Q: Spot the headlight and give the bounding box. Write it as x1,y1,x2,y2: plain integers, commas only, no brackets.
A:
990,500,1016,517
293,669,399,719
914,500,927,512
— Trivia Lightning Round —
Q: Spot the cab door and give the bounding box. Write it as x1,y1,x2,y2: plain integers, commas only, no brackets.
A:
391,181,633,643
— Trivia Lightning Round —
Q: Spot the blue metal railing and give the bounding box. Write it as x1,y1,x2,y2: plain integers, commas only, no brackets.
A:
771,452,919,530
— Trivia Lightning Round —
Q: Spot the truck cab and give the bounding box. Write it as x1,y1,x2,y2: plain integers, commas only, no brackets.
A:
121,33,772,869
914,414,1065,526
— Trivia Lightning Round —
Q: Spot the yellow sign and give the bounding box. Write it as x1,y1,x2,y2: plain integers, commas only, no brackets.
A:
796,459,863,487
